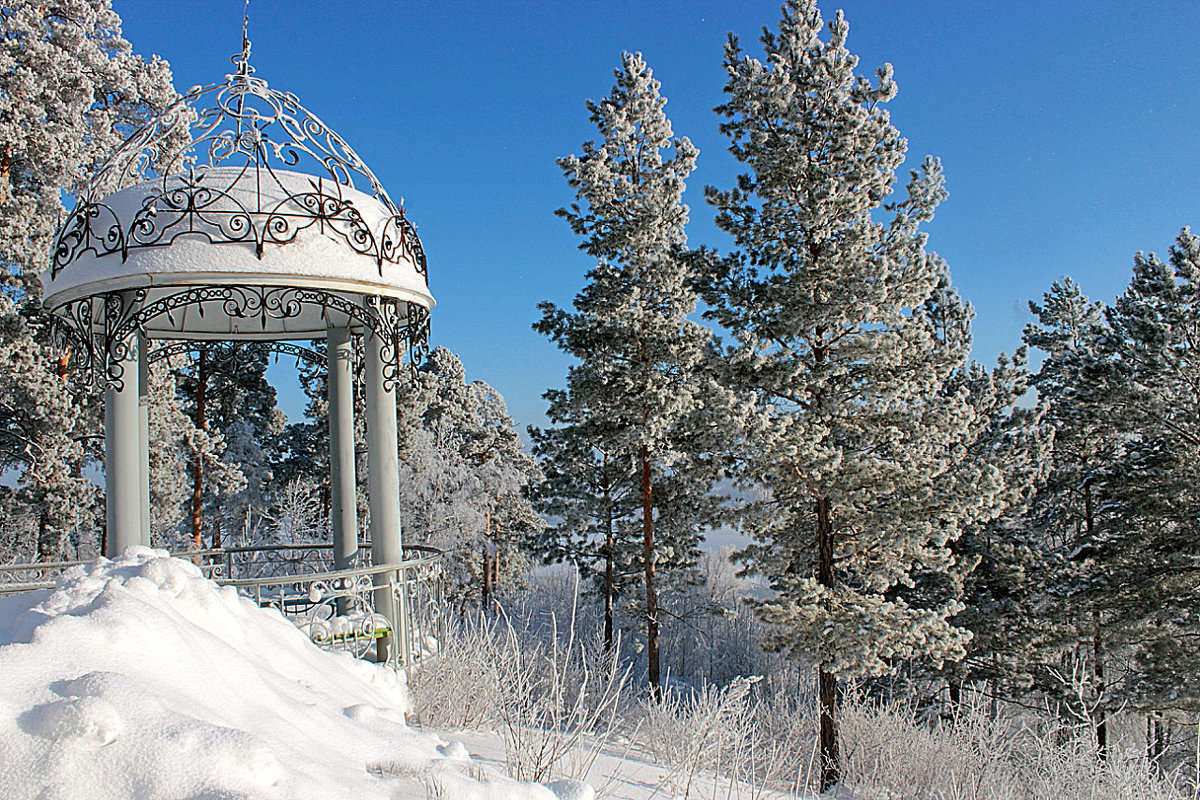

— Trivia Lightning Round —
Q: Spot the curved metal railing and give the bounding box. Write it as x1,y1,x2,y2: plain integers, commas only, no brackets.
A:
0,548,226,591
0,544,444,669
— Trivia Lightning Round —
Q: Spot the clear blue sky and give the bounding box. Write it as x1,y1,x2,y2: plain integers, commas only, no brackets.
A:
112,0,1200,431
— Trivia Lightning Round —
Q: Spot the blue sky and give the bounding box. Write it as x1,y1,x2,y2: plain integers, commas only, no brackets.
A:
112,0,1200,431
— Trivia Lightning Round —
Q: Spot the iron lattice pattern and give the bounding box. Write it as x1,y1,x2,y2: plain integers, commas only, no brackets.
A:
51,51,427,280
52,287,430,391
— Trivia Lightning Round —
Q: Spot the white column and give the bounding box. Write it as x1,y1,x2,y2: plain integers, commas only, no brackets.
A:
105,335,143,557
366,325,402,661
327,326,357,571
138,333,151,547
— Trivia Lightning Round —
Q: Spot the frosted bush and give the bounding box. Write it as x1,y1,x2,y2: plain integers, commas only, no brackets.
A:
407,605,629,784
837,698,1187,800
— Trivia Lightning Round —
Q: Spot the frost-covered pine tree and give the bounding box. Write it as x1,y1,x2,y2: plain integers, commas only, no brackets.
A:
398,348,541,607
1054,232,1200,726
144,354,203,546
1022,278,1125,753
0,1,184,559
175,344,280,549
0,304,99,560
535,52,727,694
932,349,1052,706
697,2,992,788
470,378,544,607
0,0,185,295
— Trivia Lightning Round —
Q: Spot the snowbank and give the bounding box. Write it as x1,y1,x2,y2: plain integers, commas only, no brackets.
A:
0,547,581,800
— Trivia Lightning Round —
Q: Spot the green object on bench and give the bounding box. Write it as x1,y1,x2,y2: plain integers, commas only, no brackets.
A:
320,625,390,644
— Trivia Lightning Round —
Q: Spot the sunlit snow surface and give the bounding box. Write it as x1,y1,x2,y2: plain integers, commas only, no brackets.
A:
0,548,577,800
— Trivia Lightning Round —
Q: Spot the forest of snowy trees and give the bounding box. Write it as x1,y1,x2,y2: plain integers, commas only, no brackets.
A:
3,0,1200,794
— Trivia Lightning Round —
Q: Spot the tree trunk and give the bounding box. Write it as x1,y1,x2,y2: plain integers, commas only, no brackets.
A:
603,453,614,653
481,508,492,611
37,509,57,563
948,680,962,716
211,502,221,550
1146,714,1154,764
604,512,615,654
1147,714,1167,776
491,524,500,587
819,667,840,793
190,348,207,552
1093,608,1107,760
1082,485,1108,759
642,443,660,700
816,495,839,792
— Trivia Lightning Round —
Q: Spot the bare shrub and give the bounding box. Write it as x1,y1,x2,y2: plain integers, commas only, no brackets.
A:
836,696,1187,800
640,675,764,799
407,589,629,784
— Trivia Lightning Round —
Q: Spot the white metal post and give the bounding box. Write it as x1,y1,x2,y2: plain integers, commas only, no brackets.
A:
105,335,144,556
327,326,357,571
137,332,151,547
366,324,402,661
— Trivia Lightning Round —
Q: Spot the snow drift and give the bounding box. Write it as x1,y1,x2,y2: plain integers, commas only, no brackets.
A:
0,547,580,800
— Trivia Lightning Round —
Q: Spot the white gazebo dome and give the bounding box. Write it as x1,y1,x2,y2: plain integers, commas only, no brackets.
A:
45,166,433,340
43,47,433,358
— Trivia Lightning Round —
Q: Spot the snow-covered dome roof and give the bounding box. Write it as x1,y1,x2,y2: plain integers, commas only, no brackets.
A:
41,47,433,340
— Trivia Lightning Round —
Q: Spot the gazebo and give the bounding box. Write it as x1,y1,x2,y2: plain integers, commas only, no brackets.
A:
40,39,433,642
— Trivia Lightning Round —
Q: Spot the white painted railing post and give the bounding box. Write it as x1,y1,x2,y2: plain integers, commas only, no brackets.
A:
137,332,151,547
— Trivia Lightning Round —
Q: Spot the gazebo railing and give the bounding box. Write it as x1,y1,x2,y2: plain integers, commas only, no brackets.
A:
217,542,357,581
0,548,227,590
0,545,444,669
217,545,445,668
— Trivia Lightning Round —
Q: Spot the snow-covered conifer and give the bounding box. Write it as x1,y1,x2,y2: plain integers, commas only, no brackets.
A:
1,0,185,293
535,52,729,694
1022,278,1125,751
1076,232,1200,720
697,1,994,787
397,348,540,606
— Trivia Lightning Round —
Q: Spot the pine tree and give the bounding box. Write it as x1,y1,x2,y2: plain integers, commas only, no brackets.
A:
934,349,1052,706
1081,231,1200,718
145,353,203,546
175,344,279,550
398,348,541,606
1023,278,1123,752
697,2,992,788
0,0,186,295
0,302,99,559
534,52,726,695
528,421,641,649
272,342,334,521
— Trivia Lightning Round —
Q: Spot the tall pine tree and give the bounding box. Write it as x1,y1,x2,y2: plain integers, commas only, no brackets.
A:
698,2,993,788
534,52,726,695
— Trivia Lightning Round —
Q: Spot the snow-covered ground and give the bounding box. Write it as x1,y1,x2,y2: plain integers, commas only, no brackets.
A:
0,548,594,800
0,548,1178,800
439,730,799,800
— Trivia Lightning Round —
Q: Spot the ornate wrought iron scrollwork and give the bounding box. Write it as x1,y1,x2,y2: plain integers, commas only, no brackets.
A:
53,170,427,279
45,42,432,391
147,340,327,368
49,287,428,391
406,304,431,377
51,48,429,280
